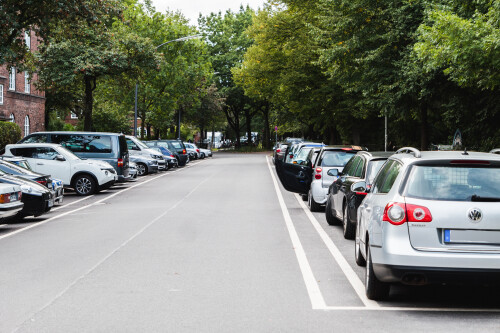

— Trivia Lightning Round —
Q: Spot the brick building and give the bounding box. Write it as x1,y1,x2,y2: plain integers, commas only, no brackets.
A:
0,30,45,137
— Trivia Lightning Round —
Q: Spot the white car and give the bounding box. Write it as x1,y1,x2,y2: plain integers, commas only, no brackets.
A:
0,183,23,219
4,143,117,196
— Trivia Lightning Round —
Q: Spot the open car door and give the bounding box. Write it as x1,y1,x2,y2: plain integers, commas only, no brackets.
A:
275,147,313,194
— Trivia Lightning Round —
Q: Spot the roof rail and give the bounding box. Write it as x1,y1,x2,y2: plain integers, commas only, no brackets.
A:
489,148,500,154
395,147,421,158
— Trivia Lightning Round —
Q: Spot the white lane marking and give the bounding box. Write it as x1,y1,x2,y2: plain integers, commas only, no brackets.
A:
266,156,327,309
51,195,94,212
294,193,379,309
14,166,214,332
0,161,205,241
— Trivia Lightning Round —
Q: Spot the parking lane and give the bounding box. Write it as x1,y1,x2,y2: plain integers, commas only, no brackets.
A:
267,156,500,312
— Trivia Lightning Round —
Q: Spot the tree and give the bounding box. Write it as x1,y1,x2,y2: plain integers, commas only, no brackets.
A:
36,0,160,131
0,0,121,65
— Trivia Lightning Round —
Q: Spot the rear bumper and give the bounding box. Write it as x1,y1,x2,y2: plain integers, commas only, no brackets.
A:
117,175,131,183
177,154,188,166
0,201,24,218
373,263,500,285
311,182,328,204
20,193,49,217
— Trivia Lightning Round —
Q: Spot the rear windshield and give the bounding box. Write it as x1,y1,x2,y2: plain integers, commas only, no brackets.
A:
119,136,128,156
404,165,500,201
170,141,183,149
320,151,356,167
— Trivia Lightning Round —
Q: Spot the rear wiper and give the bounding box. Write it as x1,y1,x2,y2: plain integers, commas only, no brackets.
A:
471,194,500,202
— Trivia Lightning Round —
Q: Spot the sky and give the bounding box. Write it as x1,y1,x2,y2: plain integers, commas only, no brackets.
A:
149,0,266,25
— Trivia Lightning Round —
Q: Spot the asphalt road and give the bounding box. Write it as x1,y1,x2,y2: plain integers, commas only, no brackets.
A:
0,153,499,332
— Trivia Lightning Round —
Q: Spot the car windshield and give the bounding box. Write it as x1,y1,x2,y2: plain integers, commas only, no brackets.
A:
405,165,500,201
170,141,183,149
294,147,313,163
133,138,149,149
321,151,356,167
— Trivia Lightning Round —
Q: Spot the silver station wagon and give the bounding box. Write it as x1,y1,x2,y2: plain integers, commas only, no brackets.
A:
356,147,500,300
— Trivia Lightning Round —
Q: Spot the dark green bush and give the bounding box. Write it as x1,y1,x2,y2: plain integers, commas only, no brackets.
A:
0,122,22,150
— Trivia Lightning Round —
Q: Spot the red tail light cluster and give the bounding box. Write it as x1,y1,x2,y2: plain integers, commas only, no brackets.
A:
383,202,433,225
196,149,200,153
276,148,281,153
182,149,186,154
170,154,175,158
36,180,47,186
315,167,322,180
118,158,124,167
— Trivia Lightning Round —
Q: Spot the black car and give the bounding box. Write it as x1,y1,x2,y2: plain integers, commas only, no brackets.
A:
0,171,53,218
326,151,392,239
0,157,53,188
146,140,188,166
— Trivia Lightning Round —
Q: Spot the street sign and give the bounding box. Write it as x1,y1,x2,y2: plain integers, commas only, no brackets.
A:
274,126,278,132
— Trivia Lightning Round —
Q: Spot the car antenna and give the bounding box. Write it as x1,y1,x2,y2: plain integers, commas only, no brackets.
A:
462,148,469,155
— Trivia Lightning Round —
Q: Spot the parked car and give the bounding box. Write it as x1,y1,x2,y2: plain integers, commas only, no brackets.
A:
272,142,288,164
285,142,324,163
128,162,138,180
356,147,500,300
0,171,53,218
0,183,23,220
125,136,166,171
199,147,212,158
326,151,391,238
304,146,363,211
4,143,117,196
150,147,178,169
184,143,200,160
18,131,130,182
146,140,189,166
129,155,158,176
0,157,64,205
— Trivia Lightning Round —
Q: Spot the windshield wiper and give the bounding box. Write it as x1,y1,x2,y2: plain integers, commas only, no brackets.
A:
471,194,500,202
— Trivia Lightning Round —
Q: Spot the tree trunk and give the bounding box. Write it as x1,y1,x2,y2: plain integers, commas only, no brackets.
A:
146,124,151,140
420,106,428,151
83,76,94,131
262,104,271,149
329,126,336,145
352,121,360,145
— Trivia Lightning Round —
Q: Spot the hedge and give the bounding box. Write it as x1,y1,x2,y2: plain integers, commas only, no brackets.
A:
0,121,22,150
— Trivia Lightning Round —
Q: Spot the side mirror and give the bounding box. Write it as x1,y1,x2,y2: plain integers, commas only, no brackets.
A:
327,169,339,177
351,181,367,193
55,155,66,161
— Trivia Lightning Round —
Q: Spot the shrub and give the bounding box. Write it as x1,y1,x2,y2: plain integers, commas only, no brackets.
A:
0,122,22,149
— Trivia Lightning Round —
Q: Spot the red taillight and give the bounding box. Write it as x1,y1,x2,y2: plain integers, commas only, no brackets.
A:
170,154,175,158
118,158,123,167
183,149,186,154
383,202,432,225
196,149,200,153
355,191,368,196
342,148,353,151
0,193,11,204
406,204,433,222
36,180,47,185
315,167,322,180
276,148,281,153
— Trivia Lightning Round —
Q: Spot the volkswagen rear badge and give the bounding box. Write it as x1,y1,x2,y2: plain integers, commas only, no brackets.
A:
468,208,483,222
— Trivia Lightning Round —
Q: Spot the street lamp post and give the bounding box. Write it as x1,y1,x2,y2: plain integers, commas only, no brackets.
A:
134,34,202,137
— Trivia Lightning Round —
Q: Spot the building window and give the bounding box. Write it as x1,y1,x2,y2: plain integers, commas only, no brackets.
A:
24,115,30,137
25,30,31,50
9,67,15,91
9,114,14,123
70,112,78,119
24,71,30,93
0,85,3,105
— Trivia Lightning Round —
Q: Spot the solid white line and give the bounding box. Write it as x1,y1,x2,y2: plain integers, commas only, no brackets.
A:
266,156,327,309
294,192,379,308
0,161,205,242
51,195,94,212
15,173,213,332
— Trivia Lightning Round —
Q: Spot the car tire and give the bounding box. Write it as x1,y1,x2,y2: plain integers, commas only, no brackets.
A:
136,163,148,176
301,193,308,201
201,152,205,159
308,189,322,212
365,242,390,300
342,205,355,240
325,195,339,225
73,174,97,196
355,223,366,267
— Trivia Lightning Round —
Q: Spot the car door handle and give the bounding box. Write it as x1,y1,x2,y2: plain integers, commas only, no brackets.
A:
296,171,306,180
365,207,372,212
37,163,44,166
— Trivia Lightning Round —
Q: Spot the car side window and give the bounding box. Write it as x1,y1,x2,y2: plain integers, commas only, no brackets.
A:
35,147,59,160
345,156,361,176
10,147,37,158
353,157,365,178
126,139,140,151
372,160,394,194
22,135,47,143
378,162,402,194
341,156,357,176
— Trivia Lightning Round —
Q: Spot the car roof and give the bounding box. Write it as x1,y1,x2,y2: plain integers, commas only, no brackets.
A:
27,131,123,136
390,149,500,164
7,143,62,148
356,151,394,159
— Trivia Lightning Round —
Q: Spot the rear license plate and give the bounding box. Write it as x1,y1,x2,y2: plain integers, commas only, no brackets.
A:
10,193,17,201
444,229,500,245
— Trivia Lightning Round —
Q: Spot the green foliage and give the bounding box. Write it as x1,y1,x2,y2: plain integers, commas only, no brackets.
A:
92,108,131,134
0,122,22,149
